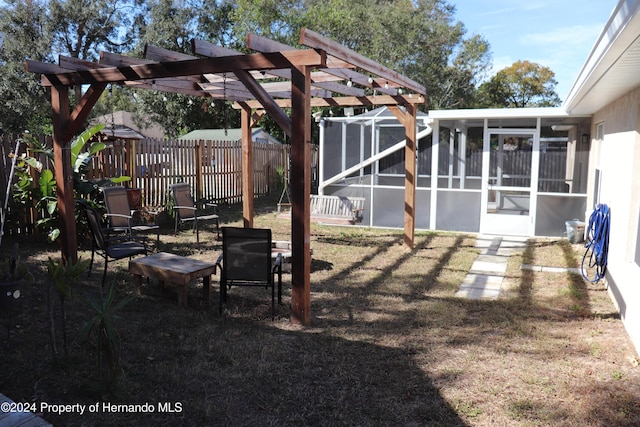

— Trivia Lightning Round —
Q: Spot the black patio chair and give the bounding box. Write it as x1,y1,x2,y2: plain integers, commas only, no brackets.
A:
170,183,219,243
102,185,160,245
83,203,148,287
215,227,282,316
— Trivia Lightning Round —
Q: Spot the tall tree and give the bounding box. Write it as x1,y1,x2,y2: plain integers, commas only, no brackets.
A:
1,0,494,136
132,0,237,137
48,0,140,105
228,0,491,111
47,0,138,60
0,0,142,134
229,0,303,46
475,60,561,108
197,0,237,47
0,0,53,134
133,0,198,53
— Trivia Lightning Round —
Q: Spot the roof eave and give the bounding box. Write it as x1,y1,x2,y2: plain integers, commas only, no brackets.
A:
563,0,640,114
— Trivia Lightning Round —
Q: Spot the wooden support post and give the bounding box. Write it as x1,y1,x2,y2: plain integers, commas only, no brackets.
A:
241,104,254,228
51,86,77,263
388,104,418,248
403,104,417,248
290,65,311,325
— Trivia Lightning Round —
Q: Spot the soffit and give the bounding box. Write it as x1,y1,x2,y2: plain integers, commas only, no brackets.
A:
564,0,640,114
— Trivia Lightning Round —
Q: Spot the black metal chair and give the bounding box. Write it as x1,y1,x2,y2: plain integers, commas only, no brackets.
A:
83,203,148,287
170,183,219,243
215,227,282,316
102,185,160,245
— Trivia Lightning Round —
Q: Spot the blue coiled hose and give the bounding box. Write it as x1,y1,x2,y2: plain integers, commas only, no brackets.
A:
581,204,610,283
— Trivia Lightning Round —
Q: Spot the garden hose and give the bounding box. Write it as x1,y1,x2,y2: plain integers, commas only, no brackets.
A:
581,204,610,283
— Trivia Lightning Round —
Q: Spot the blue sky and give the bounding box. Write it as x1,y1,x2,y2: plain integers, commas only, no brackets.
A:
453,0,618,100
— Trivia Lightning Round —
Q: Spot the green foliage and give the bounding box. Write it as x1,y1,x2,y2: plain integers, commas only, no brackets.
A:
47,0,137,61
47,257,90,300
475,60,562,108
0,1,53,134
0,1,138,134
11,126,129,241
205,0,492,111
46,256,90,357
0,243,34,284
1,0,556,134
80,281,133,390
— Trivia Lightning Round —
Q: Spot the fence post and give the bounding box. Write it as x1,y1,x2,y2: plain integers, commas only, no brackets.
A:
195,140,204,202
128,139,137,188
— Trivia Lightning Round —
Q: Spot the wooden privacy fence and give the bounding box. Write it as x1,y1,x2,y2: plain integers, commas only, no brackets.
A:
0,133,55,236
90,137,293,207
0,133,316,237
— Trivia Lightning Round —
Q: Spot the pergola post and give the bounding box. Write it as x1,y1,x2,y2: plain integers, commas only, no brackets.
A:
388,104,418,248
290,65,312,325
241,104,255,228
51,85,77,263
403,104,417,248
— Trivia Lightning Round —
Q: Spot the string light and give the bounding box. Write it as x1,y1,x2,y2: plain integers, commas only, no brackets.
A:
346,78,353,87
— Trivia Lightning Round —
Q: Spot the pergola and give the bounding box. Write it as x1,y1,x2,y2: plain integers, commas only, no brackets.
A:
26,29,426,325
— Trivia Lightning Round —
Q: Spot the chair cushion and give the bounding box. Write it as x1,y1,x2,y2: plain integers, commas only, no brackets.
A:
106,241,147,260
198,214,219,220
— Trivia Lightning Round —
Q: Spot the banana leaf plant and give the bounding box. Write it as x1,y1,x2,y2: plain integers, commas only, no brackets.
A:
11,125,130,241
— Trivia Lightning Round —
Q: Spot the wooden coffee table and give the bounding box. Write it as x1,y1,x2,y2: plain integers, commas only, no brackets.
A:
129,252,216,307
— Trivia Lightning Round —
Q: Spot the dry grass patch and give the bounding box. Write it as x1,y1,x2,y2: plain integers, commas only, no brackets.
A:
1,195,639,426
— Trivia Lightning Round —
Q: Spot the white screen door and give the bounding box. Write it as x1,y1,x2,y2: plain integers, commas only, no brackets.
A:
481,129,538,236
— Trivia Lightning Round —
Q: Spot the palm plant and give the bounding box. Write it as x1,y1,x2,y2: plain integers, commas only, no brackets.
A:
80,281,133,390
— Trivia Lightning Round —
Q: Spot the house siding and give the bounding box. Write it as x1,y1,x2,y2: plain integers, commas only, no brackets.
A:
589,84,640,353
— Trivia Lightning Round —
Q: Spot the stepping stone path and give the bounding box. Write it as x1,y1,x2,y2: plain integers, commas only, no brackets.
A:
456,235,528,300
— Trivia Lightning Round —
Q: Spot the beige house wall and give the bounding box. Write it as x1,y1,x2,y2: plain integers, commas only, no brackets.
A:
588,84,640,353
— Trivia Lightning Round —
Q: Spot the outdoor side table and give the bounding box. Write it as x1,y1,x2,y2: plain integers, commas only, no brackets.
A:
129,252,216,307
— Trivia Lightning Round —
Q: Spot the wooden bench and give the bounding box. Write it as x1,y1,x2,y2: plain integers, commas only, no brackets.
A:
278,195,366,225
310,195,365,224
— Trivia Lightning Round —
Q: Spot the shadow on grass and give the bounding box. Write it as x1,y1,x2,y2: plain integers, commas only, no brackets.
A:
124,317,470,426
2,267,469,426
3,211,639,426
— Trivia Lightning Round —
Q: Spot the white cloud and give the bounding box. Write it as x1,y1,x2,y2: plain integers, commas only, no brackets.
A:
520,24,604,46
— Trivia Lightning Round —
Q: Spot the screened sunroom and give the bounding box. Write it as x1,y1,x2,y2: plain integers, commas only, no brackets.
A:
318,106,592,237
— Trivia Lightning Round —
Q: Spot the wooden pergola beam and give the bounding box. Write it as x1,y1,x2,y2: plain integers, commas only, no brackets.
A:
300,28,426,95
233,69,292,138
246,33,399,96
233,94,424,109
26,49,326,87
67,83,108,140
144,44,197,62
